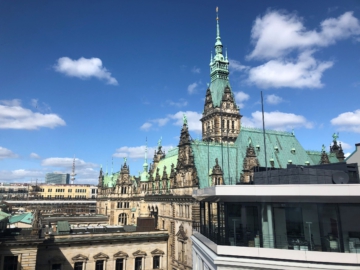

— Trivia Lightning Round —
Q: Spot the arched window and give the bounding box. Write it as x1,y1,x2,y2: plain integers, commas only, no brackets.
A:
118,213,127,225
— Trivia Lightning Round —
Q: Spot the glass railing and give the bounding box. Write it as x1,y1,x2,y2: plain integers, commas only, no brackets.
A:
196,226,360,254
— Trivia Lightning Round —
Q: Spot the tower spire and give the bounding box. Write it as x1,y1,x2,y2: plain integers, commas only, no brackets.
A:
215,7,222,49
143,137,148,172
71,155,76,185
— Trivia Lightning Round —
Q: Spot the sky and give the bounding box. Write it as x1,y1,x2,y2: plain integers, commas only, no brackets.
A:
1,0,360,184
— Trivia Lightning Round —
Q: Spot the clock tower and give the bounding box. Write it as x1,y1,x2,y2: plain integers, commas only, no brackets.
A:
200,8,242,143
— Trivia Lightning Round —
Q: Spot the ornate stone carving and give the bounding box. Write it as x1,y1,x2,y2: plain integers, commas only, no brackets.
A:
93,252,109,260
210,158,224,186
176,223,188,241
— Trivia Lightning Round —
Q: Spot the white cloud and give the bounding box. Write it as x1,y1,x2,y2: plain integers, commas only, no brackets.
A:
30,99,51,113
246,11,360,89
0,169,44,182
242,111,313,130
331,109,360,133
0,99,21,106
140,118,168,131
191,66,201,74
152,118,169,127
40,157,99,184
30,152,41,159
234,91,250,109
248,50,333,89
0,146,18,160
248,11,360,60
229,59,250,72
266,94,283,105
0,99,66,130
337,141,352,150
140,122,152,131
113,145,174,159
54,57,118,85
41,157,97,169
187,82,198,94
166,99,188,107
169,111,202,133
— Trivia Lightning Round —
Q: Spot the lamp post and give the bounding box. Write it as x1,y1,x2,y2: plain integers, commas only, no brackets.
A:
306,221,313,250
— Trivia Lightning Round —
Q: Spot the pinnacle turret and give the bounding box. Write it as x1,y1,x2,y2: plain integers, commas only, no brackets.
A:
143,138,148,172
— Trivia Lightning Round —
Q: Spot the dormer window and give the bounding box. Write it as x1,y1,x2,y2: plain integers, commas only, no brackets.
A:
305,161,310,166
270,158,275,168
256,145,260,151
291,148,296,153
274,146,279,152
288,160,292,164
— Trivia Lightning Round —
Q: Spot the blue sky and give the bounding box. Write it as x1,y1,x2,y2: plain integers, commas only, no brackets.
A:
1,0,360,184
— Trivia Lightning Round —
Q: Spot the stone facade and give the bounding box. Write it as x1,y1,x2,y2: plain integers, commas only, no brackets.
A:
37,231,168,270
97,123,198,270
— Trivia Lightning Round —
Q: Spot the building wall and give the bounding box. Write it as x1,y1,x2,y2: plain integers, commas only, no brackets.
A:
36,234,168,270
0,244,38,270
31,184,97,199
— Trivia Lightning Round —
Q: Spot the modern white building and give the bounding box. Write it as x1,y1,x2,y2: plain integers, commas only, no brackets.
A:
191,166,360,270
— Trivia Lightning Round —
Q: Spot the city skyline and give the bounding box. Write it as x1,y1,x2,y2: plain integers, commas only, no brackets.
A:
1,0,360,184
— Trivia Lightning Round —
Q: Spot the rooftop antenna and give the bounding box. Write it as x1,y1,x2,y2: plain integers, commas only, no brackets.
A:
261,91,268,183
71,155,76,185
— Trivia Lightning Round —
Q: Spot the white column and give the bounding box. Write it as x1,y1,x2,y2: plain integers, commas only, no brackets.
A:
267,204,274,248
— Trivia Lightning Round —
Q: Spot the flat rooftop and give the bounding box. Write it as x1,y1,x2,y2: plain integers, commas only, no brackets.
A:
192,184,360,203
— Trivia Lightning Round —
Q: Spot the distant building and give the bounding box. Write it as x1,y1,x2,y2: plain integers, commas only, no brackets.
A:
45,173,70,184
29,184,97,200
346,143,360,181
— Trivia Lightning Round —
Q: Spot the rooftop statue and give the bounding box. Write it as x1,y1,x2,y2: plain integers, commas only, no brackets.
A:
158,136,162,147
183,114,188,125
124,157,127,163
248,137,252,147
332,132,339,142
322,144,326,152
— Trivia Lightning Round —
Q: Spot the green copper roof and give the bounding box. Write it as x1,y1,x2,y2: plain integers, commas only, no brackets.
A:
140,170,149,182
191,127,327,188
209,79,234,108
191,140,237,188
306,151,339,164
57,221,70,234
236,127,316,169
0,210,10,222
9,212,33,224
151,147,178,181
103,172,119,187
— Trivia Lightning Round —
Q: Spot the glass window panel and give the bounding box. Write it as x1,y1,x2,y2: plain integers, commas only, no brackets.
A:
226,203,259,247
95,260,104,270
153,256,160,269
318,204,341,252
135,257,142,270
74,262,83,270
116,258,124,270
339,205,360,253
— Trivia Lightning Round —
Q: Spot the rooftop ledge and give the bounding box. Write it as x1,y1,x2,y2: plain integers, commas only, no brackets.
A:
192,233,360,268
192,184,360,203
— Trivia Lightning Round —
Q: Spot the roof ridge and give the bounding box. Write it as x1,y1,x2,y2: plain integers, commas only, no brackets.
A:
241,126,293,136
